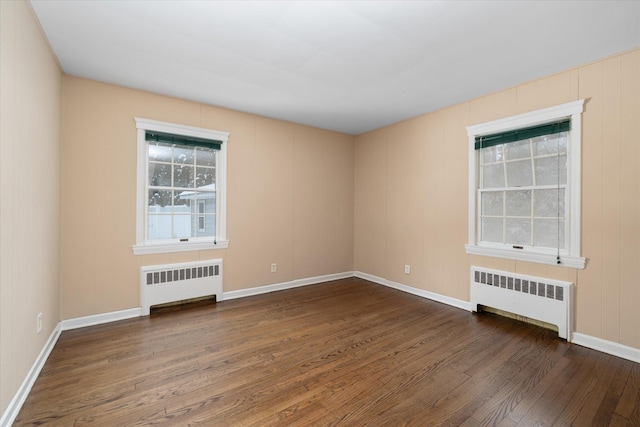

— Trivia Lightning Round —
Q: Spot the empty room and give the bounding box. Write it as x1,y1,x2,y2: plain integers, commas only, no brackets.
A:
1,1,639,425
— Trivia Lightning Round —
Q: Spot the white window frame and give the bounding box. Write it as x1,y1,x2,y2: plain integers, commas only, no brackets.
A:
465,100,586,269
132,118,229,255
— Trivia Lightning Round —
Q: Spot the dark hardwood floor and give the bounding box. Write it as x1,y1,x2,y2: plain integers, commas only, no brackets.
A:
15,278,640,426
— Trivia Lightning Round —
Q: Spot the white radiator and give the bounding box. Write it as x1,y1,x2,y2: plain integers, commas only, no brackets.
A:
470,266,572,341
140,259,223,315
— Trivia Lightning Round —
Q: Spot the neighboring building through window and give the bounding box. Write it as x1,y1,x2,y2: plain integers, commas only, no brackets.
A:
133,118,229,255
197,200,207,232
465,100,586,269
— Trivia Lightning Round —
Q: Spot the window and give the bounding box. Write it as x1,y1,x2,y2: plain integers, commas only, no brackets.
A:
198,201,206,232
465,100,586,269
133,118,229,255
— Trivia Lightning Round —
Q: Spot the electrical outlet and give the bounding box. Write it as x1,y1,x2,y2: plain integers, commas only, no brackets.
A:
404,264,411,274
271,263,277,273
37,312,43,334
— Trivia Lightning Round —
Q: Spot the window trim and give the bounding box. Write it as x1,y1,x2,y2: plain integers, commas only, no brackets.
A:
465,100,586,269
132,118,229,255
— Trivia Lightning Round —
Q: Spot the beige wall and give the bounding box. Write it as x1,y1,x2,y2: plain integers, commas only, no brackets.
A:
0,0,62,416
354,49,640,350
60,76,354,319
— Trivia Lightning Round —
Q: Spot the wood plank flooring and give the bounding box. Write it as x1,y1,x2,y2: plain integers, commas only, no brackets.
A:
15,278,640,426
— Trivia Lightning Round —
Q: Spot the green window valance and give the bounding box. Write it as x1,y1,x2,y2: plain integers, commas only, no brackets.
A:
475,119,570,150
145,131,222,150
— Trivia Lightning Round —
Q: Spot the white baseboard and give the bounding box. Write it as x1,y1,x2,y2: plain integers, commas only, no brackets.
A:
0,324,61,427
4,272,638,426
571,332,640,364
222,271,354,300
60,307,142,331
354,271,472,311
355,271,640,363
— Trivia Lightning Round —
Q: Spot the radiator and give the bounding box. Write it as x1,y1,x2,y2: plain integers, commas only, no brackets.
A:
470,266,572,341
140,259,223,315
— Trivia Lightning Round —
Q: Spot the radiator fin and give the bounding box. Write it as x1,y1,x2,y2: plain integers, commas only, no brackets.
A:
146,264,218,286
475,270,564,302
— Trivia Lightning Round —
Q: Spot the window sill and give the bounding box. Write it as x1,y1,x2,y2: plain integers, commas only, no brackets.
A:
132,240,229,255
465,244,586,269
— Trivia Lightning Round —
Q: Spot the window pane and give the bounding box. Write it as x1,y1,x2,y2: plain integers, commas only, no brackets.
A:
533,133,567,156
148,142,172,162
504,139,530,160
535,155,567,186
534,189,565,217
197,191,216,204
534,219,565,249
481,191,503,216
148,163,171,187
148,189,172,209
147,214,172,240
174,146,194,164
482,218,503,243
174,190,192,212
173,165,194,188
196,148,215,167
196,167,215,188
505,218,531,246
506,159,533,187
481,145,504,164
482,163,505,188
173,215,192,239
505,190,531,216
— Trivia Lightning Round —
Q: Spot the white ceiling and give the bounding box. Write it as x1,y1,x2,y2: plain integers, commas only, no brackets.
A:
30,1,640,135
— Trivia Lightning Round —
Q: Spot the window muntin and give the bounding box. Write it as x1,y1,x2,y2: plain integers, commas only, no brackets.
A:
133,118,229,255
465,100,586,269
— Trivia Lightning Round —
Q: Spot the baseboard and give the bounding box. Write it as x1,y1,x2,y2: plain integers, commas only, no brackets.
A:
222,271,355,300
355,271,640,363
4,273,637,426
60,307,142,331
571,333,640,364
0,324,61,427
354,271,472,311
